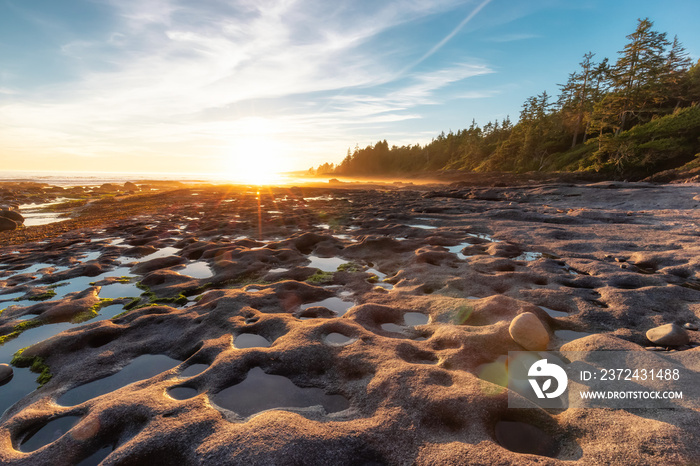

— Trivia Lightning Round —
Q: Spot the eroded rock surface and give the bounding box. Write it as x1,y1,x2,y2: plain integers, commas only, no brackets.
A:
0,181,699,465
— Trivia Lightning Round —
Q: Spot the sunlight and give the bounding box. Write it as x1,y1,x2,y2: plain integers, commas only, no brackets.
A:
223,119,287,185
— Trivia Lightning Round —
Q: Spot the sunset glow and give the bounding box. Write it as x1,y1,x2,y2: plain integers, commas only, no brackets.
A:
0,1,698,176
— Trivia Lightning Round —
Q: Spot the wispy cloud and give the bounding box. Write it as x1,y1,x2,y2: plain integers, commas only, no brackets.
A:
0,0,496,171
483,33,540,43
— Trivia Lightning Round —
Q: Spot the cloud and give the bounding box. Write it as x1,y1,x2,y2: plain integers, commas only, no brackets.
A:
483,32,540,43
0,0,497,171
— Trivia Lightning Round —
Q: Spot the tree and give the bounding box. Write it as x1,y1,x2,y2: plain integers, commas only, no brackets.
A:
611,18,670,133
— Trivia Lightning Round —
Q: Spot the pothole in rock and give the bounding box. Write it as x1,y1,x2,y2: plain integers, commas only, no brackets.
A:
233,333,271,349
136,247,180,262
381,312,430,333
445,243,472,260
539,306,568,318
494,420,560,458
476,355,508,390
0,367,40,418
211,367,349,418
167,386,199,400
513,251,543,261
97,282,142,299
323,333,357,346
300,297,354,316
307,255,347,272
57,354,181,406
467,233,499,242
366,268,394,290
175,261,213,279
17,415,82,452
554,329,592,342
405,224,437,230
178,363,208,378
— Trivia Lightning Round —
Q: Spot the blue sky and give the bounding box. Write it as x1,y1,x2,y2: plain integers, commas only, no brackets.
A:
1,0,699,177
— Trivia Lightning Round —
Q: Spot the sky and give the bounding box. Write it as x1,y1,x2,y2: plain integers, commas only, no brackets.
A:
1,0,699,179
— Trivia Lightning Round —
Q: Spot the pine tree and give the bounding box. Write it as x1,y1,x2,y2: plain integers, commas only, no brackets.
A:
611,18,670,133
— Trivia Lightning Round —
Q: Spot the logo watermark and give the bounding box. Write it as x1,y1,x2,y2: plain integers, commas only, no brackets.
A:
528,358,568,399
507,351,698,409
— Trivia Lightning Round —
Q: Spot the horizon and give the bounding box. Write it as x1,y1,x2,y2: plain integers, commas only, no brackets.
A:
1,0,699,180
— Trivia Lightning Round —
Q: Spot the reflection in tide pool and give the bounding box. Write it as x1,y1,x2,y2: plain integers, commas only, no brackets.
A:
58,354,181,406
307,255,347,272
176,261,213,279
212,367,349,417
300,297,354,316
234,334,270,349
19,415,82,452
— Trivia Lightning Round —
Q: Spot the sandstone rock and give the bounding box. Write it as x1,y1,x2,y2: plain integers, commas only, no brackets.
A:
509,312,550,350
0,363,13,386
683,322,698,331
0,210,24,224
646,323,690,347
0,217,18,231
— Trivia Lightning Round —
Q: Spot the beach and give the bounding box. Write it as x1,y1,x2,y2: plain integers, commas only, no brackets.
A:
1,178,699,465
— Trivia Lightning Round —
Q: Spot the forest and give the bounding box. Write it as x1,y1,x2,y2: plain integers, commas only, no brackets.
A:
310,18,700,180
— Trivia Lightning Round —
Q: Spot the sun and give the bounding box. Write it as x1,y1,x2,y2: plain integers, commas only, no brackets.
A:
223,125,286,185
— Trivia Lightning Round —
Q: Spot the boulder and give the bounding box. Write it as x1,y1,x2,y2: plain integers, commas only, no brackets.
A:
646,323,689,347
509,312,550,351
0,363,14,386
0,210,24,224
0,217,18,231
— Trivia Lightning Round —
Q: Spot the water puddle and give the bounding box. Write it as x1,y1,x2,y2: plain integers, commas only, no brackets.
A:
57,354,181,406
18,415,82,452
269,268,288,273
5,263,67,276
90,304,127,322
234,334,271,349
405,224,437,230
446,243,472,260
179,364,208,378
467,233,499,242
380,323,404,333
300,297,354,316
476,355,508,389
323,333,357,346
176,261,213,279
80,251,103,262
167,386,198,400
307,255,347,272
403,312,429,326
540,306,568,318
0,367,38,419
211,367,349,417
513,251,543,261
98,283,142,299
137,247,180,262
0,291,27,302
19,199,71,227
554,329,592,342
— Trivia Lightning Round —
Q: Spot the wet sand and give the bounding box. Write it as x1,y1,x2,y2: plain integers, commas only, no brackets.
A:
0,180,699,464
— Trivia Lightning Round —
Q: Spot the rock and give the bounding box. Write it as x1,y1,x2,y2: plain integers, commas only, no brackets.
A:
682,323,698,331
124,181,139,191
0,363,13,386
509,312,550,351
0,210,24,224
0,216,18,231
646,323,690,347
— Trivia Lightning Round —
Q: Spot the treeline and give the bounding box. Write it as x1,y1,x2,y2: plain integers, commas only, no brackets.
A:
310,18,700,180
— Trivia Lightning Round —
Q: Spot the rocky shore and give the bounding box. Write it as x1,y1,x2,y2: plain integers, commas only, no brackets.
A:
0,179,699,465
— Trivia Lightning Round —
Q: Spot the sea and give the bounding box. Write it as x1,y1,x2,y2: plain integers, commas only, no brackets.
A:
0,170,326,187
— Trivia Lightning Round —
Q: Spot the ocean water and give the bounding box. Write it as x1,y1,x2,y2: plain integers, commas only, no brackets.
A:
0,170,326,187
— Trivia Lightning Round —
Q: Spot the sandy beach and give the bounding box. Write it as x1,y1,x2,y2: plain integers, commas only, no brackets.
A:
1,179,699,465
